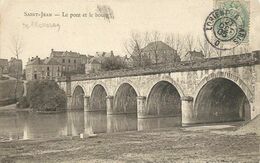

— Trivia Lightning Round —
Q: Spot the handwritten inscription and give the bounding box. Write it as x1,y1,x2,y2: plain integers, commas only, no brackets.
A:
22,21,61,31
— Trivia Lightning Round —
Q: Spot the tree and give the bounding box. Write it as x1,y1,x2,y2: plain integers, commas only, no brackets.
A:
197,37,213,58
9,34,23,99
184,34,195,53
124,31,150,67
164,33,183,59
149,31,161,65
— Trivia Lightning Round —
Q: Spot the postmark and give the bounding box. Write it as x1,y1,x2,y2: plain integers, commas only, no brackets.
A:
204,8,247,50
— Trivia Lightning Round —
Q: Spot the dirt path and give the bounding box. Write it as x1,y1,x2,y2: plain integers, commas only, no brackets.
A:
0,126,259,163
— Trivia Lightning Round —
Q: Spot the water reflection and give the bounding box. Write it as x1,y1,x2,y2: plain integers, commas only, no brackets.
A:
84,111,107,134
107,114,137,133
138,117,181,131
0,109,182,141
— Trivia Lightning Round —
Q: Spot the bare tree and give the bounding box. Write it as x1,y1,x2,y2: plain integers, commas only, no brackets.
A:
9,34,23,99
10,35,23,59
148,31,161,65
184,34,195,53
164,33,183,57
124,31,149,67
197,37,213,58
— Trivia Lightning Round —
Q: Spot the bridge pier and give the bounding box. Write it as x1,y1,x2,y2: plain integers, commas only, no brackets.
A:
137,96,147,118
181,96,194,126
84,96,90,111
106,96,114,115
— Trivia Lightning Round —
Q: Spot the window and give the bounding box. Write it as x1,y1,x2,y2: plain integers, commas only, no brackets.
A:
47,72,50,76
62,59,65,63
74,60,76,64
68,59,70,63
34,74,37,79
58,67,60,71
47,67,50,71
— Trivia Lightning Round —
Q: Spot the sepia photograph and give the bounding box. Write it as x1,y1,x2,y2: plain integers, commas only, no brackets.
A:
0,0,259,162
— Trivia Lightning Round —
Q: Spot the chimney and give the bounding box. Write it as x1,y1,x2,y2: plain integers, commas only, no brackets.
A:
51,48,54,52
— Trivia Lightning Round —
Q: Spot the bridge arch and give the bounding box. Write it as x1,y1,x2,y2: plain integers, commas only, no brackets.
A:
90,84,108,111
90,81,109,96
71,83,87,97
194,72,253,103
146,78,184,98
113,80,140,97
146,80,182,117
113,82,139,114
71,85,86,110
193,72,252,123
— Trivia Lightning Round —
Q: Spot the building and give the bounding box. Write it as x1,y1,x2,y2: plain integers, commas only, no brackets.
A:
8,57,23,79
0,59,9,76
85,58,102,74
133,41,180,65
25,56,62,80
182,50,204,61
50,49,88,75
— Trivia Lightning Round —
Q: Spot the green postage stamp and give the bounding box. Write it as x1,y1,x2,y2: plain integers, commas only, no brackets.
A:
204,0,250,50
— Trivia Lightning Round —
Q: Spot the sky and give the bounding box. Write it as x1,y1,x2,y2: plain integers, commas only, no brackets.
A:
0,0,259,67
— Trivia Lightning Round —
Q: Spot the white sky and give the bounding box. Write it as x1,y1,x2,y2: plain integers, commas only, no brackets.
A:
0,0,259,66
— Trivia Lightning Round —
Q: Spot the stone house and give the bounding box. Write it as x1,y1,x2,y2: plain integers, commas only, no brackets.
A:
132,41,180,65
25,56,62,80
50,49,88,75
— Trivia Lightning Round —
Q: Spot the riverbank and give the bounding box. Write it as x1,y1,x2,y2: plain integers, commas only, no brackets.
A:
0,104,31,112
0,123,259,163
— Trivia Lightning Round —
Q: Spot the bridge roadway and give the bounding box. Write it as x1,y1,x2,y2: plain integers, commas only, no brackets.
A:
57,51,260,125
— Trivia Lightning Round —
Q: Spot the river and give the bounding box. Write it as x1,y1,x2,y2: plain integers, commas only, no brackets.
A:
0,106,181,141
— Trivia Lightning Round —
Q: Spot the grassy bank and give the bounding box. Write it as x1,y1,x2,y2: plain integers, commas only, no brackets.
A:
0,80,24,106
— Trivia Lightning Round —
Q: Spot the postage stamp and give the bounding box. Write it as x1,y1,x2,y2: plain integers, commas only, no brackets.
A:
204,0,249,50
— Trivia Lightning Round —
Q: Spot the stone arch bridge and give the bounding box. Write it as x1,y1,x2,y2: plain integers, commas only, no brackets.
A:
58,52,260,125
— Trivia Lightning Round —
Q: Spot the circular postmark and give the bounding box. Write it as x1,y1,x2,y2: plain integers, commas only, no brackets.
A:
204,9,247,50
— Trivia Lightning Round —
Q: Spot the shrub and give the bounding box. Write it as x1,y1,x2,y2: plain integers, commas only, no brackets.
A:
26,80,67,112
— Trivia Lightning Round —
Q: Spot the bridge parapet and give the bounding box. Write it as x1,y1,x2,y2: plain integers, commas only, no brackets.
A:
58,51,260,82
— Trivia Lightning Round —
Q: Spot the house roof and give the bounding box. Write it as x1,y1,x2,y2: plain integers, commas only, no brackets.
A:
185,50,204,57
50,49,83,58
27,57,43,65
142,41,175,52
27,57,61,66
0,59,8,65
43,57,61,65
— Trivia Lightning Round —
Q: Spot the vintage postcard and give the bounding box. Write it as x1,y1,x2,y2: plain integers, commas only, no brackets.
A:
0,0,259,162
